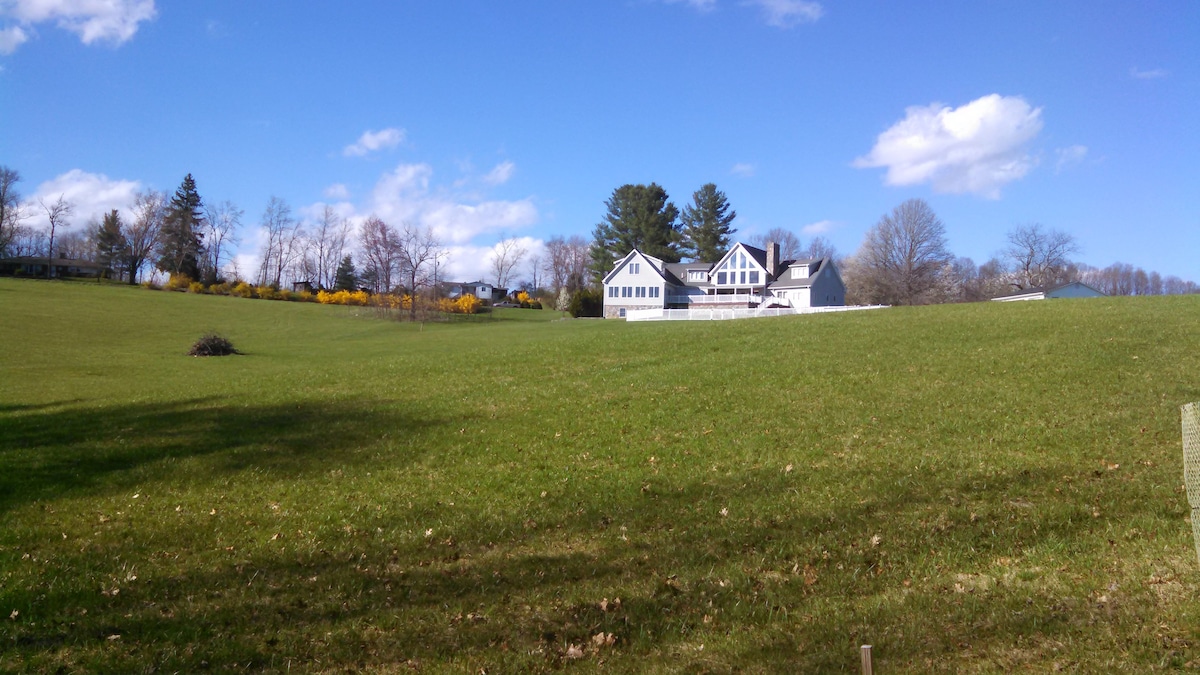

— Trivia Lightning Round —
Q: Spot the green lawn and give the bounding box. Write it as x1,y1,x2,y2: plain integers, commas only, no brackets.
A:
1,278,1198,674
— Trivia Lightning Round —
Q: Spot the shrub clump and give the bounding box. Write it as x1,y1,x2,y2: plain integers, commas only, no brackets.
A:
188,333,240,357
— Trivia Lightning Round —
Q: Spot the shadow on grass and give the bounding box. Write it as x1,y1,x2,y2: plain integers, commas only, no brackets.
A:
0,398,448,514
0,458,1118,673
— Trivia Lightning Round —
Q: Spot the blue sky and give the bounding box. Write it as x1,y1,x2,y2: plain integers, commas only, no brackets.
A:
2,1,1197,282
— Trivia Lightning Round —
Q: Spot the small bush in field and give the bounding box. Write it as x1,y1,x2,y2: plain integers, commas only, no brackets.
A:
166,275,192,291
209,281,233,296
255,286,278,301
187,333,240,357
188,281,206,294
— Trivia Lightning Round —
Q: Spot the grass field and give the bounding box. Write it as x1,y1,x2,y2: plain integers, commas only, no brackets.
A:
1,277,1198,674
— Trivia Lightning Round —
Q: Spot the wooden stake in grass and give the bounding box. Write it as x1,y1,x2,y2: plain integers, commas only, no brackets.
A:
861,644,873,675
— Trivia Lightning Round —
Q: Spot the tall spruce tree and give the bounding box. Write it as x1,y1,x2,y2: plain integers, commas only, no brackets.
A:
588,183,680,279
95,209,129,280
157,174,205,280
679,183,736,263
333,254,359,291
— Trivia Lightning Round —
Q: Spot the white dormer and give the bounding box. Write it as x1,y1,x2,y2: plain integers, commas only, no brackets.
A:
687,269,707,282
790,264,809,279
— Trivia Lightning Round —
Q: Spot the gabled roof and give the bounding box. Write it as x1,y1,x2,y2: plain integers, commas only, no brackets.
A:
710,242,769,278
766,257,831,290
991,281,1107,301
601,249,678,286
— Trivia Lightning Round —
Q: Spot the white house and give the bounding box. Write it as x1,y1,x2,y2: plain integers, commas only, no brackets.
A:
602,242,846,319
991,281,1107,302
442,280,506,305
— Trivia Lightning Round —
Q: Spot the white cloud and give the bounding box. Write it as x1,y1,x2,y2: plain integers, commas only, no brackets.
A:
482,161,515,186
1128,66,1166,79
801,219,835,235
730,162,756,177
363,162,537,246
1,0,156,51
323,183,350,200
853,94,1044,199
343,128,406,157
1054,144,1088,173
0,24,29,54
744,0,823,27
24,169,141,230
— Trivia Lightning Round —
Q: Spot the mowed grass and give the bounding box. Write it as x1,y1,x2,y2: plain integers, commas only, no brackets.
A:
1,278,1198,674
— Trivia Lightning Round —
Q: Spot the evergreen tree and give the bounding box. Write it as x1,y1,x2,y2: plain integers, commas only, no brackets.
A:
157,174,205,280
333,254,359,291
95,209,129,280
679,183,736,262
588,183,680,279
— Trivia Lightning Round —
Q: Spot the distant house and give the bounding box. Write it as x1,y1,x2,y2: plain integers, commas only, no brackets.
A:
601,242,846,319
991,281,1107,302
441,280,506,305
0,256,106,279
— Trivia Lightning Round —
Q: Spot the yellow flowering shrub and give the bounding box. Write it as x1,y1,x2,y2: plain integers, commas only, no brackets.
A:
316,289,370,306
231,282,256,298
188,281,206,294
455,294,482,314
516,290,532,305
166,275,192,291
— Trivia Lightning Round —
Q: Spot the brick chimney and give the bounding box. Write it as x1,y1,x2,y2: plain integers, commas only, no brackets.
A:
766,242,780,280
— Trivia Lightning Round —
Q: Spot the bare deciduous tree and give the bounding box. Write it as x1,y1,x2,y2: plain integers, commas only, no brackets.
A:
542,235,590,293
805,235,837,261
748,228,804,260
202,200,243,284
848,198,952,305
1004,223,1079,290
305,205,351,290
39,194,74,278
126,190,165,284
0,166,27,256
395,222,446,321
257,196,303,287
489,235,527,289
359,215,401,294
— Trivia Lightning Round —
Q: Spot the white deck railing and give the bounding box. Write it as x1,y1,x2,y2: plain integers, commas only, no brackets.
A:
665,293,791,307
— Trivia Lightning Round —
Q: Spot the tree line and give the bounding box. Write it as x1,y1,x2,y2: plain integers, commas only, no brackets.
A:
2,165,1195,304
584,182,1197,303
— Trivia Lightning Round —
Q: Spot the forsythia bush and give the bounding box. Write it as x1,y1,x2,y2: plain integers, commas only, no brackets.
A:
166,275,192,291
516,290,532,305
316,289,370,306
255,286,279,301
188,281,206,294
231,282,256,298
209,281,233,295
435,295,482,314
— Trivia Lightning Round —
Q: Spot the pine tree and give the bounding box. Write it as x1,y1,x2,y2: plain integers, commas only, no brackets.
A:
95,210,129,280
157,174,205,281
589,183,680,279
333,255,359,291
680,183,737,263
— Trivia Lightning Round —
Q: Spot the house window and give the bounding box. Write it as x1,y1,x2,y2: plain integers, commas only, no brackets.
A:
608,286,617,298
622,286,631,298
792,266,808,279
740,271,746,284
630,263,640,275
717,272,727,285
688,270,706,282
619,308,626,318
635,287,645,298
749,271,759,284
650,287,659,298
739,252,747,269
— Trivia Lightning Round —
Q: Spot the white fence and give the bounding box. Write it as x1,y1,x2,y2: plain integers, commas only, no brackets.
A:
625,305,888,322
